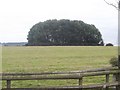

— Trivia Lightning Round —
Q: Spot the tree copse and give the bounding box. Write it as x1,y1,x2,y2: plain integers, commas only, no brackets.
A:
27,19,104,46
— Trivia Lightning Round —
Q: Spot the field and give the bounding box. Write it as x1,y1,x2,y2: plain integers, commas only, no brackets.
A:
2,46,118,88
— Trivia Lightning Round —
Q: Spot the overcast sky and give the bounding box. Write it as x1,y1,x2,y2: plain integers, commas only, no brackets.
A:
0,0,118,45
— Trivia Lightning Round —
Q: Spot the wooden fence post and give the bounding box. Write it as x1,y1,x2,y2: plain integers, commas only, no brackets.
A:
106,74,109,83
78,78,82,86
79,77,83,90
7,80,11,88
105,74,109,90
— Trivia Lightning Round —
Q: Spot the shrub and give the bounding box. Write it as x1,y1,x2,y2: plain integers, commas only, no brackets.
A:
109,57,118,67
106,43,114,46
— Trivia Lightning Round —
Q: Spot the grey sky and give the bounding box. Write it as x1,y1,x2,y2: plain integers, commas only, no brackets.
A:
0,0,118,45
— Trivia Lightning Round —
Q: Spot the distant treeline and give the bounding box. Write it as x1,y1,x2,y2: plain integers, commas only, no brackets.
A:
2,42,27,46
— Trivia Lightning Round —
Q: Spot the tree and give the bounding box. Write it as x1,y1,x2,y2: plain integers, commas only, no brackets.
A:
27,19,104,46
104,1,120,90
104,0,120,10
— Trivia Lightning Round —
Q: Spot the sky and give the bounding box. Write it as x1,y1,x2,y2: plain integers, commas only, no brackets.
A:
0,0,118,45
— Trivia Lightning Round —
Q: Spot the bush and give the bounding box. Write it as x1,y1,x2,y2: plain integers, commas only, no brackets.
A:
106,43,114,46
109,57,118,67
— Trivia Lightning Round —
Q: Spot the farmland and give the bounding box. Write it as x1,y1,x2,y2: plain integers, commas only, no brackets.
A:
2,46,118,88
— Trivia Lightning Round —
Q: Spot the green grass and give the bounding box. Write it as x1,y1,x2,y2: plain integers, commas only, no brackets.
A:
2,46,118,88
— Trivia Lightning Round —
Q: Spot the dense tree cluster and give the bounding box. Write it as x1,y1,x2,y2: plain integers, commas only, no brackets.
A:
27,19,104,46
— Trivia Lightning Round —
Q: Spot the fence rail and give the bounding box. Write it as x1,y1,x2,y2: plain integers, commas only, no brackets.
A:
1,67,120,90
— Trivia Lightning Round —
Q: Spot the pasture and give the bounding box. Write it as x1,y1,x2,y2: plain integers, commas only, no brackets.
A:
2,46,118,88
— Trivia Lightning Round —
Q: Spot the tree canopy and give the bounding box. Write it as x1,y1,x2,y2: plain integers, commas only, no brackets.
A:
27,19,104,46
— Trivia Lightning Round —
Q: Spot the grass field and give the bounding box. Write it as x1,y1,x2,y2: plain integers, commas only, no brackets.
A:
2,46,118,88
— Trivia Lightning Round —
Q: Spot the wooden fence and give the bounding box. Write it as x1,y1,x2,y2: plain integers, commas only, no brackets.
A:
1,67,120,90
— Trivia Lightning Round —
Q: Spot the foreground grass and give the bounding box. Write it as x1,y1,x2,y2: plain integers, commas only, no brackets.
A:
2,46,118,88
